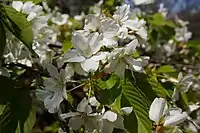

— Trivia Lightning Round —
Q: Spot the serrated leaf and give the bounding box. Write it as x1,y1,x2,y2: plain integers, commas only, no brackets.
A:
122,83,152,133
148,75,170,98
157,65,176,73
126,71,156,103
0,21,6,57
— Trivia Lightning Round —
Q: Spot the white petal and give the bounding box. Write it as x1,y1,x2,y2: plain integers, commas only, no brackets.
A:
44,91,64,113
31,5,43,14
125,56,143,72
178,72,183,81
90,52,108,61
123,19,140,30
133,0,155,5
121,107,133,115
103,111,117,122
102,37,118,48
60,112,81,119
164,111,188,126
58,128,66,133
72,32,90,56
117,26,128,39
113,59,126,78
47,64,59,79
22,1,34,14
77,98,92,114
67,56,85,63
81,58,99,72
27,12,37,21
64,63,74,79
64,50,79,59
84,14,100,31
124,39,138,55
0,68,10,77
43,78,57,92
12,1,23,12
35,89,53,102
69,116,84,130
113,4,130,22
149,98,168,123
89,96,99,106
74,63,87,76
88,32,103,55
136,27,147,40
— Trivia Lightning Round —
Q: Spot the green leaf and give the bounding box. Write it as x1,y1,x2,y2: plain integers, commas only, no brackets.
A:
94,81,122,105
62,37,73,53
188,40,200,54
0,76,34,133
125,70,156,103
0,105,5,116
124,111,138,133
16,107,36,133
97,74,120,90
148,75,170,98
157,65,176,73
4,6,34,54
0,20,6,57
122,83,152,133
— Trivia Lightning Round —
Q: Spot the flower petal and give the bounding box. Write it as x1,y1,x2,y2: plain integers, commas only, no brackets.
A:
124,39,138,55
43,78,57,92
47,64,59,79
60,112,81,119
12,1,23,12
88,32,103,55
67,56,85,63
90,52,108,61
44,91,64,113
81,58,99,72
77,98,92,114
149,98,168,123
84,14,100,31
125,56,143,72
72,31,90,56
121,107,133,115
22,1,34,14
164,110,188,126
103,111,117,122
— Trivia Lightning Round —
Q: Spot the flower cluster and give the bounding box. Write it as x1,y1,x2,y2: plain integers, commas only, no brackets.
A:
0,1,199,133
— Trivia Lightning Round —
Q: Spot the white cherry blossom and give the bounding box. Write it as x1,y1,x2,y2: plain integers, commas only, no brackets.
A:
149,98,188,127
64,31,107,73
37,64,73,113
171,72,193,101
113,4,147,40
105,39,143,78
60,98,100,132
51,13,69,25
